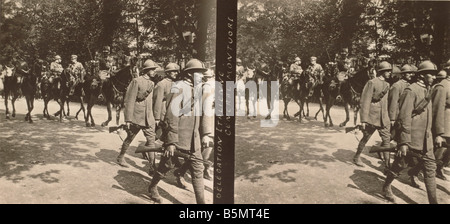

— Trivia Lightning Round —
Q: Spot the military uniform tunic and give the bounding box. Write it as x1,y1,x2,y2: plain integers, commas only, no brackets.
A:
153,77,173,122
360,77,391,128
432,78,450,137
124,75,155,127
388,79,410,122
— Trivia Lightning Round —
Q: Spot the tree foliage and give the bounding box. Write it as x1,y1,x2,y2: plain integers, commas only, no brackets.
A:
237,0,450,68
0,0,216,66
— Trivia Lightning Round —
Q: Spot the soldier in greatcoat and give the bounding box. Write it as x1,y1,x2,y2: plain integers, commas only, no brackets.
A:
353,61,391,168
116,59,158,169
148,58,212,204
382,60,439,204
431,69,450,180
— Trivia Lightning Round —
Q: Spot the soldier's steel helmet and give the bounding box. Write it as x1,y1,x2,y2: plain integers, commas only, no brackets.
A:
184,59,207,73
55,55,61,60
310,56,317,61
71,55,78,60
164,63,180,72
400,64,415,73
417,60,437,73
295,57,301,62
236,58,242,64
377,61,392,72
392,65,401,74
141,59,159,71
436,70,447,79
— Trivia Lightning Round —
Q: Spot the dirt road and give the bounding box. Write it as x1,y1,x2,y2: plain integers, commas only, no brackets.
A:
235,99,449,204
0,98,213,204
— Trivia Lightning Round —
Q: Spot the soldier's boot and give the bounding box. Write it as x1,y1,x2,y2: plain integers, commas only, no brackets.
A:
353,147,365,167
353,135,370,167
174,164,189,189
116,146,129,168
407,165,422,189
148,174,163,203
424,173,438,204
436,168,447,181
382,175,396,203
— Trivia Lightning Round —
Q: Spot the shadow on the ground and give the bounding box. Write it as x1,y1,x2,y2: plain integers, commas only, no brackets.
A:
0,109,103,184
348,169,418,204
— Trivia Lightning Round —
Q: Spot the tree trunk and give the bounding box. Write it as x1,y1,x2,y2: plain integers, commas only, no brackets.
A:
431,1,450,65
193,0,213,61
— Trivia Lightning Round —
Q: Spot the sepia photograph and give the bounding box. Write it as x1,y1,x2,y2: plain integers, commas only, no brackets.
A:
0,0,217,204
234,0,449,204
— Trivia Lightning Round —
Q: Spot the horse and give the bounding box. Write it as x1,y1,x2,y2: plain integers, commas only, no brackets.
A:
323,65,371,127
3,61,38,123
100,64,135,127
292,72,316,123
3,63,19,119
280,70,298,120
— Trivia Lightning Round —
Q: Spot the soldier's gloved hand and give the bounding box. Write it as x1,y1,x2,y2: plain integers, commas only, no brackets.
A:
435,135,445,147
397,144,408,157
164,144,176,158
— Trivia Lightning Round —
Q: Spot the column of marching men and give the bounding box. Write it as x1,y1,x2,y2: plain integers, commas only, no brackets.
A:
236,51,449,204
114,56,215,204
350,58,449,204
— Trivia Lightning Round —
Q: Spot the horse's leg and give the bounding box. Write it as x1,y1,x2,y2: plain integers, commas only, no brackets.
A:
315,97,324,121
11,93,17,118
101,101,112,127
65,100,70,117
76,95,86,121
4,92,10,119
353,106,360,126
286,99,291,120
115,105,122,126
24,95,30,122
28,95,34,123
339,102,350,127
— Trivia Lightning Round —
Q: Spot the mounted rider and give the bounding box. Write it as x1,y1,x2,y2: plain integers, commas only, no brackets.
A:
49,55,64,82
67,55,86,96
98,46,116,80
290,57,303,79
337,48,356,79
305,56,325,85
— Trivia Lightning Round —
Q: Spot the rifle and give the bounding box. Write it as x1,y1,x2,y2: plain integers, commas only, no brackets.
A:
109,124,128,133
369,143,397,153
135,144,212,166
345,125,363,133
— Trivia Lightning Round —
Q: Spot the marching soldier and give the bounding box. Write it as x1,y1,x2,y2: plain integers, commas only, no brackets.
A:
388,65,414,127
201,68,215,180
353,61,391,168
290,57,303,79
151,62,181,174
388,64,422,187
67,55,86,96
305,56,325,84
116,59,158,168
148,58,212,204
382,60,439,204
431,69,450,180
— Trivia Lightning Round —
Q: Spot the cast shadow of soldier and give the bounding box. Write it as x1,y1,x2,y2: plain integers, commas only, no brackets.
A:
333,142,449,203
96,142,213,204
0,109,103,184
235,118,339,183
